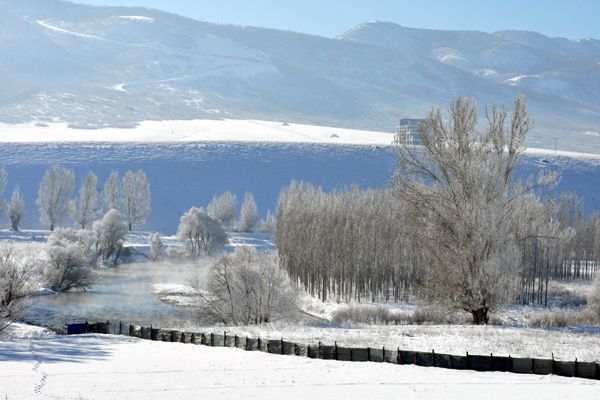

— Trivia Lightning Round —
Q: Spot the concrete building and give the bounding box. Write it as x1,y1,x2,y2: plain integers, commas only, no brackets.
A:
393,118,423,146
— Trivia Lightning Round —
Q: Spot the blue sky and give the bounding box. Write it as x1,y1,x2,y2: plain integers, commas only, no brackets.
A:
74,0,600,40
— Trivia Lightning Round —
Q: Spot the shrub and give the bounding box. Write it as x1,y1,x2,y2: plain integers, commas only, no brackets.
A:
191,247,297,324
45,228,96,292
177,207,227,256
528,308,592,328
93,209,128,266
331,304,471,325
0,244,41,331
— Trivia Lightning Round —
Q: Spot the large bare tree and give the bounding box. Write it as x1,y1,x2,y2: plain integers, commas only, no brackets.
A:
394,95,552,324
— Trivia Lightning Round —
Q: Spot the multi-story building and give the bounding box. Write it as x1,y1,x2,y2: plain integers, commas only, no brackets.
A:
392,118,423,146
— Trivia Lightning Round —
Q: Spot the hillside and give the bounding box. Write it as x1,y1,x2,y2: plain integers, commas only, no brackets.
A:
1,0,600,151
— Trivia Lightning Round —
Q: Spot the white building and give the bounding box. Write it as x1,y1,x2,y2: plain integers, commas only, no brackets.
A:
392,118,423,146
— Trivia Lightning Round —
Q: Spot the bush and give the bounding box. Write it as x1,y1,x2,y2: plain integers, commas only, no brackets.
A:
45,228,96,292
528,308,592,328
331,304,471,325
191,247,297,324
0,244,41,331
331,305,404,324
587,275,600,321
93,209,128,265
177,207,227,256
148,232,165,261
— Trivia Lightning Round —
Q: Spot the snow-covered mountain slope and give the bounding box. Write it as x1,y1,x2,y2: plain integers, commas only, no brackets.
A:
1,0,600,152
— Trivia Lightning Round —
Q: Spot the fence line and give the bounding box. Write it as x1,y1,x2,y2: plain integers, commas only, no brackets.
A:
66,320,600,381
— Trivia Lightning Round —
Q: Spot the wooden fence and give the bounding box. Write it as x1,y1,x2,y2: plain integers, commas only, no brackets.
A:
67,320,600,381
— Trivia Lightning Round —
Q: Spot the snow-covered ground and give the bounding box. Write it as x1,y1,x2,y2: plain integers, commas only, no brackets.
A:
0,324,598,400
0,119,394,145
174,322,600,363
1,118,600,160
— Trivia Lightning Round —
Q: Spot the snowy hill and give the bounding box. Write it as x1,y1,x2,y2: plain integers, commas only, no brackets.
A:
1,0,600,152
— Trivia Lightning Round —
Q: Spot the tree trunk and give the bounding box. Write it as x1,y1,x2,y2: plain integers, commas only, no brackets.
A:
471,307,489,325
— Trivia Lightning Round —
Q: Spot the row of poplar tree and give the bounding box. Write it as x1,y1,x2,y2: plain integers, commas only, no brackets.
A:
275,96,599,324
0,165,151,232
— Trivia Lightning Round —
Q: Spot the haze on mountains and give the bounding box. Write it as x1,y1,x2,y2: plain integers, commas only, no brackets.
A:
2,0,600,152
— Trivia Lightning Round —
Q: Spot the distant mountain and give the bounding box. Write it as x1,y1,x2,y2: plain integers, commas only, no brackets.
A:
1,0,600,151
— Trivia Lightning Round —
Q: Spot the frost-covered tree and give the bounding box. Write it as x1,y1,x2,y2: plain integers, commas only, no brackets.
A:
8,187,25,231
93,209,128,266
74,171,98,229
394,95,553,324
45,228,96,292
207,191,237,228
276,183,409,302
148,232,165,261
589,275,600,321
122,170,151,231
102,171,120,212
259,209,276,233
0,244,40,332
0,168,7,213
238,192,258,232
191,247,297,325
37,165,75,231
177,207,227,256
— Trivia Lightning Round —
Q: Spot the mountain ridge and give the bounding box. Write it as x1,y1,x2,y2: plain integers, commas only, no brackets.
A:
1,0,600,151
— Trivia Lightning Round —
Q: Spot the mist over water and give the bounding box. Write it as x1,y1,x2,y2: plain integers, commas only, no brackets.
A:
24,258,214,329
23,232,278,329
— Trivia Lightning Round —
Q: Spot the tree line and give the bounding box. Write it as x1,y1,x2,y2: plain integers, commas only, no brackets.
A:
276,96,600,324
0,165,151,232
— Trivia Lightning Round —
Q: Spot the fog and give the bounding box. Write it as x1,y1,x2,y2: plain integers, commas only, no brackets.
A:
24,258,215,329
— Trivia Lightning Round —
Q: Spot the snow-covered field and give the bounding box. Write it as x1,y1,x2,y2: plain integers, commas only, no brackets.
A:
1,118,600,160
0,324,597,400
171,322,600,363
0,119,394,145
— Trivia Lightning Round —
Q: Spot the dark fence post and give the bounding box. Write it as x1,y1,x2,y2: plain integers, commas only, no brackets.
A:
318,341,322,359
335,342,338,361
466,352,469,369
551,353,555,375
575,358,578,377
432,350,436,367
367,347,371,362
396,348,400,365
245,336,249,351
508,355,512,373
489,353,493,370
281,338,284,355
